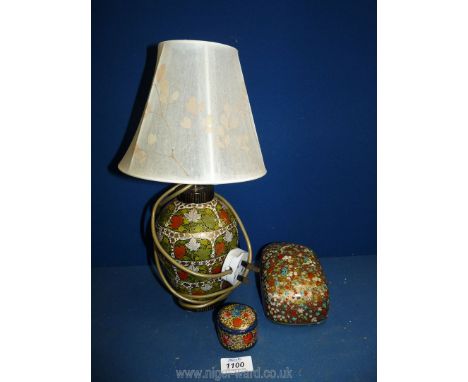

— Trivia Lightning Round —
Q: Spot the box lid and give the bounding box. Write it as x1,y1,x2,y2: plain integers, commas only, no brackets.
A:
216,303,257,334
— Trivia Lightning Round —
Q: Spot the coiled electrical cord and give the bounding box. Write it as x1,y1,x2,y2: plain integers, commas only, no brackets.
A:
150,184,253,310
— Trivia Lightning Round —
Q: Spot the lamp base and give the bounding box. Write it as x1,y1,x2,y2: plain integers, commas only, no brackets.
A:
155,185,239,301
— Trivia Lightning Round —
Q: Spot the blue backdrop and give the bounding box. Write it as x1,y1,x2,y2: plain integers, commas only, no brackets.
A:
92,0,376,267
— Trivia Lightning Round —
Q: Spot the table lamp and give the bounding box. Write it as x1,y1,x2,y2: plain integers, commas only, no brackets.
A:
118,40,266,311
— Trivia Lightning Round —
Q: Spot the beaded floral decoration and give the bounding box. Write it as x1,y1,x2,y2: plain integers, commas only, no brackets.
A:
261,243,329,325
216,304,257,351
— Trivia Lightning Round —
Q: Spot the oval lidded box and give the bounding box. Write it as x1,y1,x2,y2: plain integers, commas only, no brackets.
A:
260,243,329,325
216,303,258,351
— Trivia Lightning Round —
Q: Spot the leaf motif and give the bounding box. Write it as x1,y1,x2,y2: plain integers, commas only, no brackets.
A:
177,224,185,232
192,225,204,233
187,263,199,272
186,96,204,115
186,238,200,251
180,116,192,129
223,230,233,243
159,79,169,103
203,215,217,230
195,248,211,261
160,236,171,254
184,209,201,222
199,239,211,248
147,133,157,145
134,145,147,164
170,91,179,102
156,64,166,83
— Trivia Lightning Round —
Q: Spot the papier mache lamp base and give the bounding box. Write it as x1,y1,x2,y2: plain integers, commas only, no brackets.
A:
156,185,237,295
150,184,261,311
151,184,255,311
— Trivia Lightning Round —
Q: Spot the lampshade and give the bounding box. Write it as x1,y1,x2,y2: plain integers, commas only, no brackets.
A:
118,40,266,185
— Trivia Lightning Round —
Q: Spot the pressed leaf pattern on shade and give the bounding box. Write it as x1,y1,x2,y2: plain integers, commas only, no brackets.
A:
170,90,179,102
186,96,204,115
147,133,157,145
118,41,266,185
180,116,192,129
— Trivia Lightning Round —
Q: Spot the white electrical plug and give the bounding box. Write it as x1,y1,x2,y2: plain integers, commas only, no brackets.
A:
221,248,249,285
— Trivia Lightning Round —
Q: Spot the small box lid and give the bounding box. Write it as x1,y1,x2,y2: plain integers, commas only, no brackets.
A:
216,303,257,334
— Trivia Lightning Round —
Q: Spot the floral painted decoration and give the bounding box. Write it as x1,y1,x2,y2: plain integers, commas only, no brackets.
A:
260,243,330,325
216,303,258,351
156,197,238,296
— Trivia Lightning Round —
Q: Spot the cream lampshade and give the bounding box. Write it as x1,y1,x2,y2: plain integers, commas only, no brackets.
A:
118,40,266,184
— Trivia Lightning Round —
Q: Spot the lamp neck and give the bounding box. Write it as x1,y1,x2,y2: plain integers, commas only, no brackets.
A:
177,185,214,204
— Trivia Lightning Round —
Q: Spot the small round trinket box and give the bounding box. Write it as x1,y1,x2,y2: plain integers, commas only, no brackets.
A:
216,303,258,351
